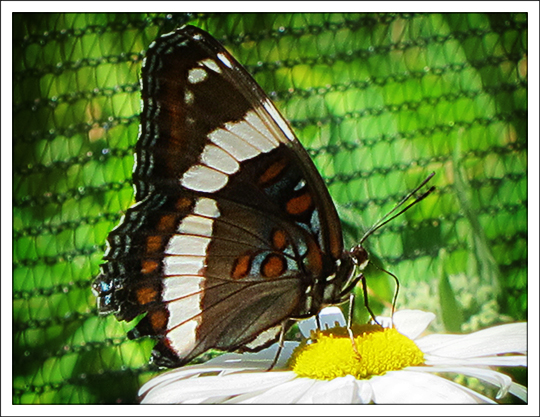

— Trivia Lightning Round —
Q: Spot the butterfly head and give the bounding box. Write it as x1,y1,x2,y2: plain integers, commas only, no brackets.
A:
321,246,369,306
349,244,370,271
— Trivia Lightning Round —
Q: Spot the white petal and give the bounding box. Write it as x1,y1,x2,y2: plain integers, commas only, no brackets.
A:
143,371,295,404
319,375,366,404
192,395,231,404
355,379,375,403
225,376,318,404
298,306,346,338
297,316,318,338
138,366,226,395
392,309,436,340
416,322,527,358
294,379,338,404
295,375,362,404
139,342,301,403
407,365,514,399
424,354,527,367
415,333,462,352
373,315,393,328
509,382,528,403
319,306,347,329
369,371,495,404
204,341,298,370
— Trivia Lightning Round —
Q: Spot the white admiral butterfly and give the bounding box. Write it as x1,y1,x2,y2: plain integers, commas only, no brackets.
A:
92,25,433,368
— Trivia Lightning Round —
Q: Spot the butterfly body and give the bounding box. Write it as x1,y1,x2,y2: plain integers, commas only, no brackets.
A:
93,26,366,367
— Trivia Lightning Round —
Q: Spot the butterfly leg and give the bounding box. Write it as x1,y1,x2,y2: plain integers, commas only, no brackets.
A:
358,273,381,326
380,267,400,318
315,314,322,330
267,320,288,371
346,292,362,360
369,265,401,322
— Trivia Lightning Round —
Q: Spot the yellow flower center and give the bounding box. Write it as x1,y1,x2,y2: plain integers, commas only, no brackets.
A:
288,323,424,380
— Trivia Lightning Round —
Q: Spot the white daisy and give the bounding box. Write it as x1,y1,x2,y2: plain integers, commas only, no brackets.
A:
139,308,527,404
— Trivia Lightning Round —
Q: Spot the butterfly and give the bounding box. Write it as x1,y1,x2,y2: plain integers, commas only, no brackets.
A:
92,25,433,368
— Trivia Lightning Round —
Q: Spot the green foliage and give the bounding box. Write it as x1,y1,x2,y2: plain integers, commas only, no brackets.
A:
13,13,527,403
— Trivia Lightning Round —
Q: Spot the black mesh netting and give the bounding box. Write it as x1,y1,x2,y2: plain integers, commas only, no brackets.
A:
13,13,527,404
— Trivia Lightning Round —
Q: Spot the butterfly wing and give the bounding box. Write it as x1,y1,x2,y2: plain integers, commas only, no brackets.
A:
93,26,351,367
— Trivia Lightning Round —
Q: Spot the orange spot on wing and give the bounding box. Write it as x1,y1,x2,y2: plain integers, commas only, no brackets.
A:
149,309,168,331
176,197,192,211
286,192,312,215
259,160,287,185
262,254,286,279
272,229,288,251
146,235,162,253
137,286,157,304
141,259,159,274
157,214,176,232
232,253,252,279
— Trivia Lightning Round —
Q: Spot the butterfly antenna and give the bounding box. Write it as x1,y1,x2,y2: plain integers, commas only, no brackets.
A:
359,172,436,244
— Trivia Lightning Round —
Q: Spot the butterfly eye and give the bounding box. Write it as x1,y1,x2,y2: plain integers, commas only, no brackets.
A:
350,245,369,270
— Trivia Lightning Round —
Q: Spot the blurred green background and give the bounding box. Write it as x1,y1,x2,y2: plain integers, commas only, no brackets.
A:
12,13,527,404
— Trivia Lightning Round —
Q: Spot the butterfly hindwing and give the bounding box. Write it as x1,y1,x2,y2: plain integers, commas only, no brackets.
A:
93,26,352,367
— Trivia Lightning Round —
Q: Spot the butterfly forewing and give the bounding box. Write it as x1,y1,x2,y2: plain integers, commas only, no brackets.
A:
93,26,351,367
